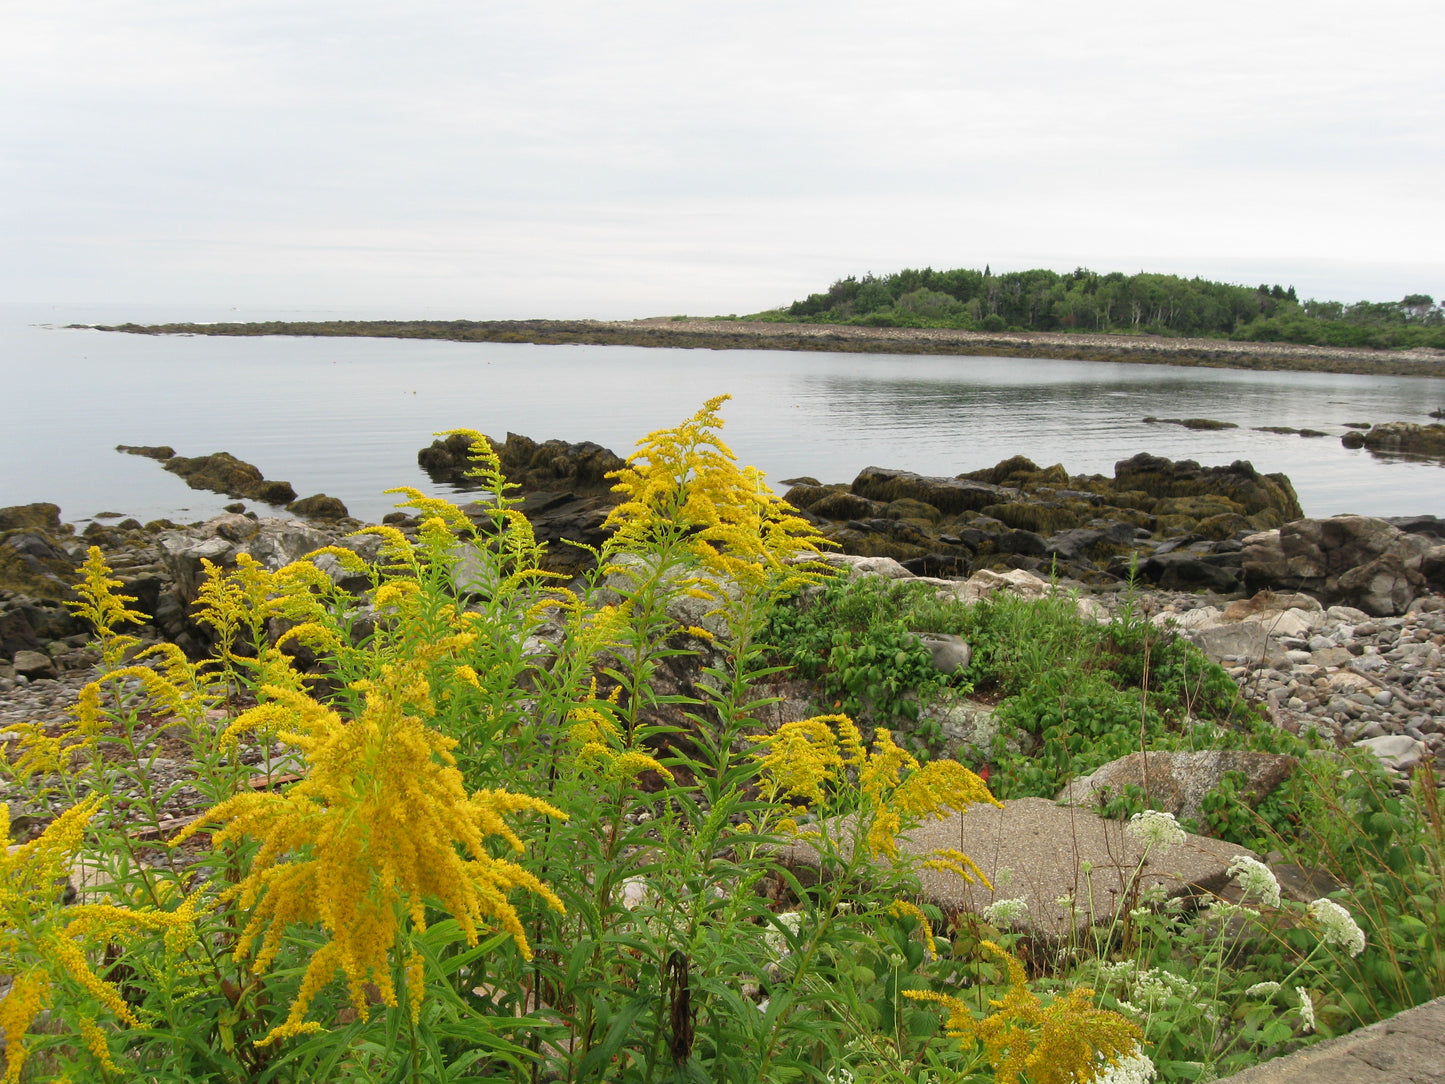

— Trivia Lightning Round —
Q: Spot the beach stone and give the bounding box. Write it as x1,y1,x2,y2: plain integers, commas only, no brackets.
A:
10,650,57,681
1056,750,1297,823
286,493,350,521
1188,622,1289,666
917,633,970,675
1354,734,1427,772
777,797,1256,939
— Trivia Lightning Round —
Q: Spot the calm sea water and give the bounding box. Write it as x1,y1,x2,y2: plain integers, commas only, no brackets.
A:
3,304,1443,526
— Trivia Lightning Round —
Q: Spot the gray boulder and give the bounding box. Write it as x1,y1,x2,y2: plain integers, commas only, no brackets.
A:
1056,750,1297,823
777,797,1257,939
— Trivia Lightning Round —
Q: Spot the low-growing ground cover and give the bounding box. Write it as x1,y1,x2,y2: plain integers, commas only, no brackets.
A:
1,400,1440,1084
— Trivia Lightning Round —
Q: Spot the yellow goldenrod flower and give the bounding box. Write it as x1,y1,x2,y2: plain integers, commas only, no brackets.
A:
906,941,1141,1084
177,656,566,1045
1,797,196,1082
68,547,148,668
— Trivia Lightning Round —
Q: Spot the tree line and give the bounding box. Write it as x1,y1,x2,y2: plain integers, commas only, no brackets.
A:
759,266,1445,350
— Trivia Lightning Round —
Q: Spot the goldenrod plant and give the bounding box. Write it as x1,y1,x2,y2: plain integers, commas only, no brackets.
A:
2,399,1419,1084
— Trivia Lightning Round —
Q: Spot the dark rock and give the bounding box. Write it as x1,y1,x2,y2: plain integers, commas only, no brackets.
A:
418,432,627,496
1133,552,1241,593
287,494,350,520
1341,431,1366,449
0,531,78,599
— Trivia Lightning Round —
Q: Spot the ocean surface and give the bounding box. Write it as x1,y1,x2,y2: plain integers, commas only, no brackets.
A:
3,303,1443,526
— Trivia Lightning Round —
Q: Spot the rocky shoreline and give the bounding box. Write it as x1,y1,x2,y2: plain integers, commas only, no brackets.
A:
4,437,1444,828
90,317,1445,378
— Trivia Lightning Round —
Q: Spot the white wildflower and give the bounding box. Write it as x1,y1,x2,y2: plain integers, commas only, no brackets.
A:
1308,898,1365,957
1139,883,1168,907
826,1067,856,1084
1114,999,1142,1017
1227,855,1281,907
1056,893,1076,909
1132,968,1197,1006
1244,981,1281,998
1207,899,1261,921
1094,1044,1157,1084
982,896,1030,926
1127,810,1186,855
1295,987,1315,1033
765,911,804,958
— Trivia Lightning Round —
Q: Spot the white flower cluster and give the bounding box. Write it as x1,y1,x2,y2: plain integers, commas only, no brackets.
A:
1295,987,1316,1033
1244,981,1281,998
1127,810,1186,854
1132,968,1198,1006
1094,1044,1158,1084
765,910,805,958
1227,854,1282,907
982,896,1030,926
1308,898,1366,957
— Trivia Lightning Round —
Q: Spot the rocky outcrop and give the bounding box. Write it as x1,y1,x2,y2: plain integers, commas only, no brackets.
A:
286,493,350,521
1347,421,1445,459
1241,516,1445,616
118,446,300,506
419,432,627,495
788,454,1300,592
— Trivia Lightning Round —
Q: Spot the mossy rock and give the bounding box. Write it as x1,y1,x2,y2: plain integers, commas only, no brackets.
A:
979,501,1084,534
1094,508,1154,530
1360,422,1445,458
781,483,838,510
960,455,1041,485
1101,488,1157,512
1113,453,1302,519
0,536,77,600
0,504,62,532
1153,514,1199,536
1194,512,1254,540
1247,508,1289,530
1154,495,1242,519
1016,463,1070,486
883,498,942,523
811,492,886,520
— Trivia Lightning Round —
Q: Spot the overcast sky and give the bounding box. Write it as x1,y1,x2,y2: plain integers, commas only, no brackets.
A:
4,0,1442,318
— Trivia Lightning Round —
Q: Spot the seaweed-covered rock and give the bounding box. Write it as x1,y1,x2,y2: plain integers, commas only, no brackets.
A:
1112,454,1302,524
286,493,350,521
850,467,1012,516
0,504,63,533
1357,421,1445,459
161,452,298,505
419,432,626,495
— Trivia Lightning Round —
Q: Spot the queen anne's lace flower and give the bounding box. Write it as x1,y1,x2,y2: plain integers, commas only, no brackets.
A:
1245,981,1281,998
1094,1044,1157,1084
1126,810,1185,854
765,910,804,958
1295,987,1316,1033
1227,854,1282,907
1308,898,1366,957
983,896,1030,926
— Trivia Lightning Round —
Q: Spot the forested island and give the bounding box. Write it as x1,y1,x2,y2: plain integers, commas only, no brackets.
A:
89,265,1445,377
760,265,1445,350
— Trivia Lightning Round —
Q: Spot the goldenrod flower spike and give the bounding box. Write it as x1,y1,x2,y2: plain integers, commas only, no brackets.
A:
905,941,1141,1084
1,797,196,1081
68,547,148,668
181,656,567,1045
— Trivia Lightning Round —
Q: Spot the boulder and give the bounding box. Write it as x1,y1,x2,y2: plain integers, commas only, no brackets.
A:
1241,516,1445,615
1056,750,1298,823
11,649,58,680
777,798,1257,939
